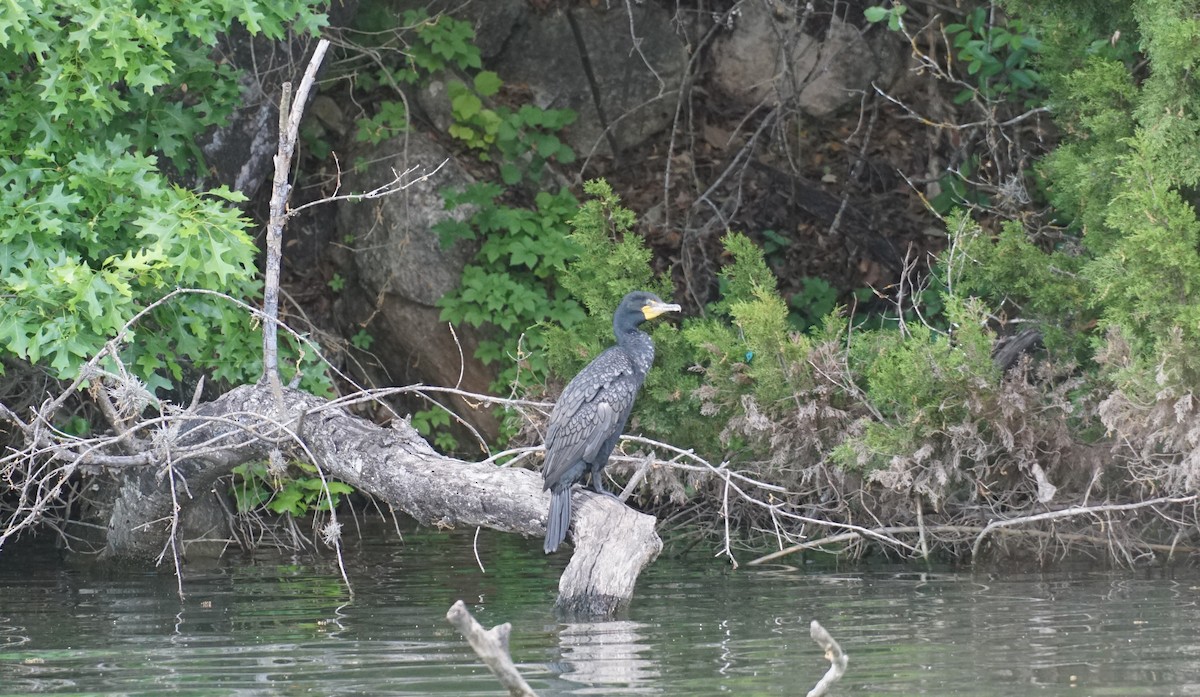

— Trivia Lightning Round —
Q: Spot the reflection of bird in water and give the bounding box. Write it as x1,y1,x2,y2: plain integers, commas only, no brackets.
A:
541,291,680,554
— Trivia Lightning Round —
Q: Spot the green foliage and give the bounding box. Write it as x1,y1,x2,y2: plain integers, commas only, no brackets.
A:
788,277,839,331
833,297,998,472
1087,145,1200,377
352,8,481,79
344,6,581,451
436,185,585,384
410,408,459,452
350,329,374,351
759,229,791,261
866,3,1044,223
864,3,907,31
866,3,1042,104
399,10,480,74
691,232,816,409
554,180,668,312
1005,0,1200,391
1036,58,1137,244
867,0,1200,395
1132,0,1200,189
231,459,353,517
943,7,1042,102
350,10,482,147
446,75,577,182
0,0,328,391
1,0,325,173
948,213,1088,351
354,99,408,145
928,155,992,215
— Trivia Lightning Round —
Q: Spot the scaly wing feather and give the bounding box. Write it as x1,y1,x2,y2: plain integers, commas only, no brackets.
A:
542,347,637,489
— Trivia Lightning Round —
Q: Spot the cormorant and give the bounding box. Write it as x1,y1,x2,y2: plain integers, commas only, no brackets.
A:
541,290,681,554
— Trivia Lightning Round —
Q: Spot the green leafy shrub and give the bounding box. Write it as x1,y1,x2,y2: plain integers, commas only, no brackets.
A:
1004,0,1200,389
410,408,459,453
432,66,579,397
545,181,1088,542
0,0,327,393
788,277,840,331
231,459,353,517
1088,151,1200,382
342,6,581,446
436,185,585,386
350,9,481,146
866,3,1042,104
447,76,577,183
947,213,1089,353
834,296,998,472
943,7,1042,102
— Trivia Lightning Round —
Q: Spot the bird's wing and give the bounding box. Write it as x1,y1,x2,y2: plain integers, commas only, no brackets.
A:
542,348,637,486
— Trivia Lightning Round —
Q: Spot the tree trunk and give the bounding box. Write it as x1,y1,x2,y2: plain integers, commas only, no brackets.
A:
98,382,660,616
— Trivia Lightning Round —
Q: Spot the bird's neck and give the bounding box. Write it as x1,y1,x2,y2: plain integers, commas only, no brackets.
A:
616,327,655,376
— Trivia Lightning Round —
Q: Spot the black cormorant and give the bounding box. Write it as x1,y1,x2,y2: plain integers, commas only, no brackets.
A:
541,290,681,554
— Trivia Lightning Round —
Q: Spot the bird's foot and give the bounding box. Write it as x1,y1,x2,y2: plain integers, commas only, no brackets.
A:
591,481,621,499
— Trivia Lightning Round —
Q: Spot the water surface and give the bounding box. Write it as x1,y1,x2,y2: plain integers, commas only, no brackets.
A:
1,522,1198,695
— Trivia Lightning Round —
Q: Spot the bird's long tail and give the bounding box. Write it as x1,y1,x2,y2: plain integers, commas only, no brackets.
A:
544,488,572,554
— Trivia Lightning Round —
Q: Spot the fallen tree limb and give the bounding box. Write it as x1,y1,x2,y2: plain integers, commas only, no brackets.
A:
806,620,848,697
446,600,538,697
968,494,1200,559
746,518,1200,567
95,382,660,615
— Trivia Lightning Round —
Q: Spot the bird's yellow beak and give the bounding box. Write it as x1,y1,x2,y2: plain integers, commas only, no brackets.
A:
642,300,682,320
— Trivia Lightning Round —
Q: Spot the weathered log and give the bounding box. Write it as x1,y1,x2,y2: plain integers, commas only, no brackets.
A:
98,382,661,615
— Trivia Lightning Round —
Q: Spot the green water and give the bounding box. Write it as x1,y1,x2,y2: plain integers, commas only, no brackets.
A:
1,521,1198,696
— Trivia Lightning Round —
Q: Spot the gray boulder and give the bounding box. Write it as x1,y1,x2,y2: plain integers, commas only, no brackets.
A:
335,132,498,434
466,2,688,159
711,3,904,117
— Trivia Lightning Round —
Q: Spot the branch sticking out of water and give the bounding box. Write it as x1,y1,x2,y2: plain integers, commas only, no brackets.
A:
446,600,538,697
806,619,848,697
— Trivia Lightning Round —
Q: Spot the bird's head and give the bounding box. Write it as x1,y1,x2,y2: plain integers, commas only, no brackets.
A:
616,291,681,329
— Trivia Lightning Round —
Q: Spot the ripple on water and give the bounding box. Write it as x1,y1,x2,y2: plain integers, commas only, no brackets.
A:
5,528,1200,696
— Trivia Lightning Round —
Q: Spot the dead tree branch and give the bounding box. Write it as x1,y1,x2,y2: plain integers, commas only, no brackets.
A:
969,494,1200,560
446,600,538,697
264,39,331,401
37,381,660,616
806,620,848,697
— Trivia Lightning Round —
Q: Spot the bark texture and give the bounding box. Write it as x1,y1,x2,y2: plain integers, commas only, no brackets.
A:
100,382,660,616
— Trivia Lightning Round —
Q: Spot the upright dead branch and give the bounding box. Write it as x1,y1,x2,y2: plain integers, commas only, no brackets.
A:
446,600,538,697
264,38,330,402
806,620,848,697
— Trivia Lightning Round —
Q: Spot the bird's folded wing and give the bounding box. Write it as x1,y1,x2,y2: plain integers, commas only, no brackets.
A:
543,352,634,483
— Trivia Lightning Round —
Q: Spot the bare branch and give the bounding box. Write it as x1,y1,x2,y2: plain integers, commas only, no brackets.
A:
970,494,1200,560
446,600,538,697
264,38,332,400
284,159,449,216
806,620,848,697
